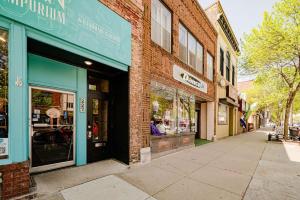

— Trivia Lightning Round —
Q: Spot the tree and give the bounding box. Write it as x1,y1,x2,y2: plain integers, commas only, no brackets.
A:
241,0,300,139
245,70,287,125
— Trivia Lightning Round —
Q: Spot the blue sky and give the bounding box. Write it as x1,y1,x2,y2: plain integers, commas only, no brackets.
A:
198,0,279,42
198,0,279,81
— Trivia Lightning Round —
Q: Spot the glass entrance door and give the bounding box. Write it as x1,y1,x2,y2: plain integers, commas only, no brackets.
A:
30,87,75,172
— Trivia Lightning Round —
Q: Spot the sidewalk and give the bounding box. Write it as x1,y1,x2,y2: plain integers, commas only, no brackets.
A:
34,129,300,200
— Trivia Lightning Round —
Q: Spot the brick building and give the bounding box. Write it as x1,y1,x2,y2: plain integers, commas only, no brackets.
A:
142,0,217,157
205,1,240,139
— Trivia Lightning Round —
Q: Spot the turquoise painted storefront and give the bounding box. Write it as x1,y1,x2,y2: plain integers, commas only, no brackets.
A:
0,0,131,166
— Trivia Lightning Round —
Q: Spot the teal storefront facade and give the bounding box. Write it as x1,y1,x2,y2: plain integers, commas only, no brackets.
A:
0,0,133,197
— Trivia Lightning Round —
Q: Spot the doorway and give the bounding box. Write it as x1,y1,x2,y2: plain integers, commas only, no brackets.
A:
29,87,75,173
87,76,110,163
195,109,200,139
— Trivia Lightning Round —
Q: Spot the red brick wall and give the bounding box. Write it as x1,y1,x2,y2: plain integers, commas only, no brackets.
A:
99,0,144,163
0,162,30,200
142,0,218,150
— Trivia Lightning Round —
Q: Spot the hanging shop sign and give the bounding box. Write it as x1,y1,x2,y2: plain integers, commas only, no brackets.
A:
0,0,131,66
173,65,208,93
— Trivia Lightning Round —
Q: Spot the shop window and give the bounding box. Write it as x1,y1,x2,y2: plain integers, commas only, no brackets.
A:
207,52,214,81
179,24,188,63
178,91,195,133
232,65,235,86
226,52,230,81
218,103,228,125
151,0,171,52
220,48,224,76
150,82,177,135
0,29,8,159
150,81,195,136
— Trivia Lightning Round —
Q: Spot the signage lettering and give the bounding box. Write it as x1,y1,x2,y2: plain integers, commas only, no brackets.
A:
5,0,65,24
173,65,208,93
0,0,131,66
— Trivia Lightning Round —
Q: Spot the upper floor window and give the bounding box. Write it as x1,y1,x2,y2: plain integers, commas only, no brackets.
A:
0,29,9,159
188,33,196,68
226,52,230,81
207,52,214,81
220,48,224,76
196,43,203,73
179,23,203,73
179,24,188,63
151,0,171,52
232,65,235,86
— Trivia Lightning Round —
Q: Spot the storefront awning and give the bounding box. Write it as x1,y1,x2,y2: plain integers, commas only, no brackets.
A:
219,98,239,107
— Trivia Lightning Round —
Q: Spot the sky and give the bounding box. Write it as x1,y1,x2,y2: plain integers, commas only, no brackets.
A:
198,0,279,41
198,0,279,81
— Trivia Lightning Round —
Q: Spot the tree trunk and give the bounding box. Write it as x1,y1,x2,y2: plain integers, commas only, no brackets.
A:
283,91,297,139
283,102,291,140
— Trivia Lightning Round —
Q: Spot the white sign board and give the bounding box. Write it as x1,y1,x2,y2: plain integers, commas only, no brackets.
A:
0,138,8,157
173,65,208,93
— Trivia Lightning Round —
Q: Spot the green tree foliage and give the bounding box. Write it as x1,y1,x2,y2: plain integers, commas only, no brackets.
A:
241,0,300,138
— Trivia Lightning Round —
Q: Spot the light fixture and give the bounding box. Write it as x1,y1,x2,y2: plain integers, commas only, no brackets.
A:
0,36,6,43
84,60,93,66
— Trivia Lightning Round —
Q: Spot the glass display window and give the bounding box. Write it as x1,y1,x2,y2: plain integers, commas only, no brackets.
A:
150,81,196,136
218,103,228,125
178,90,195,133
150,81,177,136
0,29,8,159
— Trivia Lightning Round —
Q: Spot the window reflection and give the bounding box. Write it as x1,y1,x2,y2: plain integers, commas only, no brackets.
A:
0,29,8,159
150,81,196,136
31,89,74,167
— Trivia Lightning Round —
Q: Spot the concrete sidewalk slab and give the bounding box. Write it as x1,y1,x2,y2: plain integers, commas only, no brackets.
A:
189,165,251,196
61,175,156,200
207,155,259,176
153,177,240,200
150,155,202,175
34,159,128,196
118,164,183,195
243,177,300,200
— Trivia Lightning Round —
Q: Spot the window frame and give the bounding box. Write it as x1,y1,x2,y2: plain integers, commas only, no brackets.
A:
0,27,9,160
206,52,214,81
178,22,204,74
220,48,224,76
218,103,228,125
179,23,188,63
151,0,172,52
232,65,235,86
226,51,230,82
187,32,196,68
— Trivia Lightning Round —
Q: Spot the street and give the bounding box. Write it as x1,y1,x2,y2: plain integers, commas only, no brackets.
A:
37,129,300,200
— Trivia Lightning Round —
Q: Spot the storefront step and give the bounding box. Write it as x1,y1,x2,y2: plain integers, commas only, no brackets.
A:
31,159,129,199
